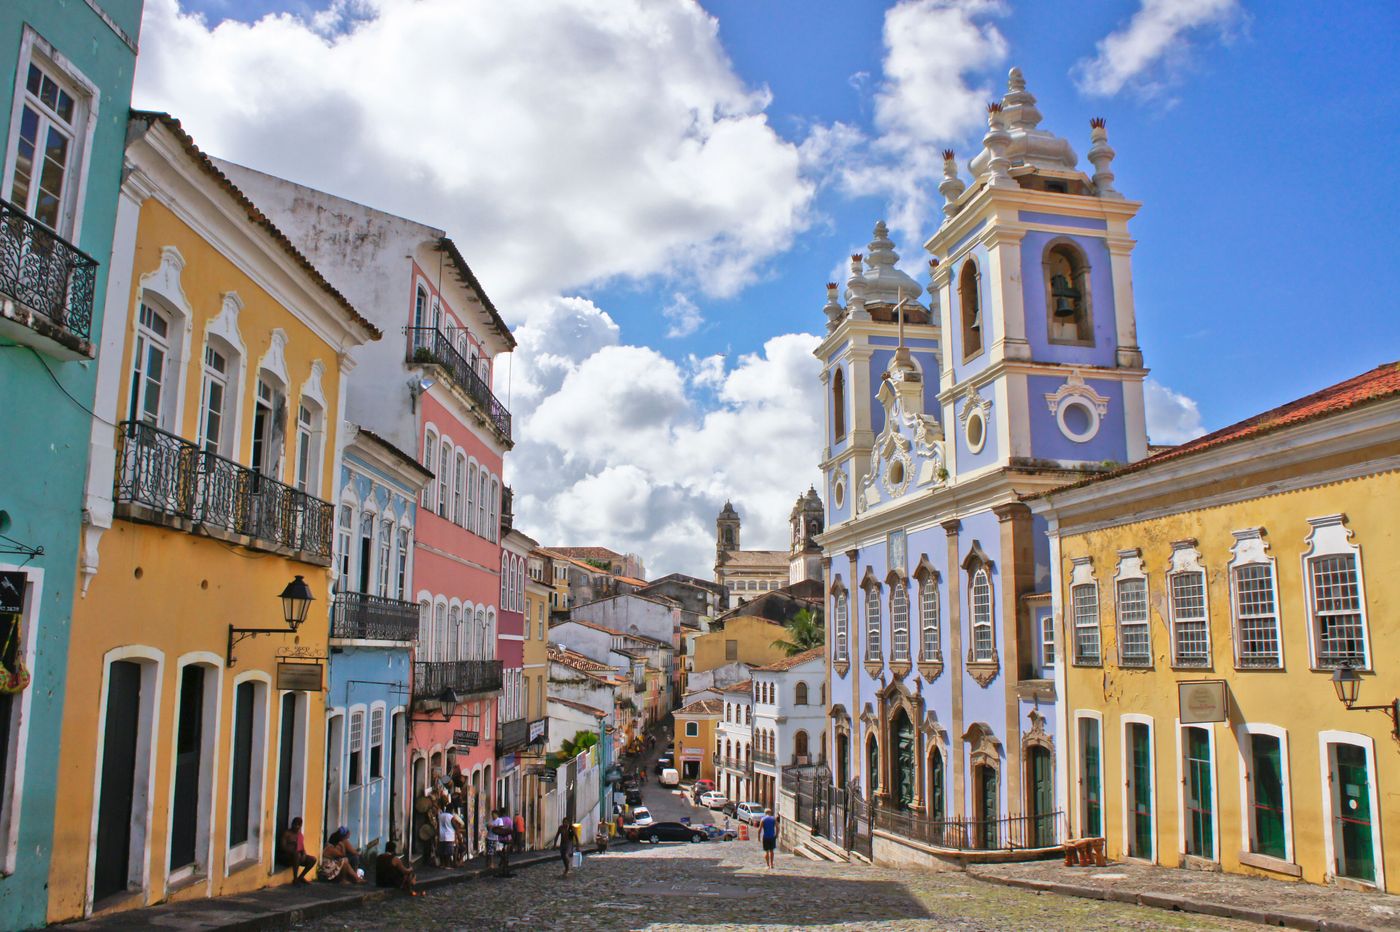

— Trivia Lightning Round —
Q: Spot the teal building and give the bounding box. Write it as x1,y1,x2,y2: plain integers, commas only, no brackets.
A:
0,3,142,927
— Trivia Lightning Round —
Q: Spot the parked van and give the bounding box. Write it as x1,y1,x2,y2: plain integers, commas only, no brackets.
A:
659,767,680,786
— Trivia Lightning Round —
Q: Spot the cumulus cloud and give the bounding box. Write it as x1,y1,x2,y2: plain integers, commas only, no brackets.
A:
134,0,815,306
505,301,823,575
1144,379,1206,445
663,293,704,339
1074,0,1240,98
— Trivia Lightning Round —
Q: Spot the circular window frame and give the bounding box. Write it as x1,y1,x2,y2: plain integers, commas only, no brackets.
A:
965,411,987,454
833,478,846,510
1056,398,1101,443
882,451,912,498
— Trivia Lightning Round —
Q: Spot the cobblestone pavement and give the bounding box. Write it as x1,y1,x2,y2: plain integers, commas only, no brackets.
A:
296,837,1259,932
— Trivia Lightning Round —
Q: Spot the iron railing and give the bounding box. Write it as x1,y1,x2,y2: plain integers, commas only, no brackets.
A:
496,717,529,752
412,659,502,702
872,799,1064,851
114,420,333,559
753,749,777,767
330,591,419,641
405,327,511,441
0,198,98,345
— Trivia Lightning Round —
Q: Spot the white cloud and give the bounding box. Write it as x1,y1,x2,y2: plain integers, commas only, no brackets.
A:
135,0,815,306
663,293,704,338
1074,0,1240,98
1144,379,1206,445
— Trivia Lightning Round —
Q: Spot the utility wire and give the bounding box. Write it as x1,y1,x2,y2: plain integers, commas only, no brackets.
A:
0,343,118,428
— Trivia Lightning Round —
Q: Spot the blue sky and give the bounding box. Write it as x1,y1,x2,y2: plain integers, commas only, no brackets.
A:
146,0,1400,574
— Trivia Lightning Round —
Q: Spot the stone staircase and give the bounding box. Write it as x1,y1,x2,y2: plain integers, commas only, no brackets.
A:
795,833,870,864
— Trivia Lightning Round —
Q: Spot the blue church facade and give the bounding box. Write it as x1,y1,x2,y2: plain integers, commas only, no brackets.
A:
818,68,1148,862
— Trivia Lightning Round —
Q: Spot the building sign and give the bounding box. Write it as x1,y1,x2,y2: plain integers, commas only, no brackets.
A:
681,748,703,760
0,571,26,614
1178,680,1228,724
276,661,322,692
887,529,907,574
453,729,480,748
528,719,547,743
500,753,517,774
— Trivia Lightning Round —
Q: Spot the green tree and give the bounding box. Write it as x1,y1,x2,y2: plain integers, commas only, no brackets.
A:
771,608,825,656
547,729,600,768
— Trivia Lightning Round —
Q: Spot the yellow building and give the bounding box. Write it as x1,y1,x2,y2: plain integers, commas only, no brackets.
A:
50,113,378,921
518,545,552,848
673,697,721,784
1032,362,1400,893
690,615,790,674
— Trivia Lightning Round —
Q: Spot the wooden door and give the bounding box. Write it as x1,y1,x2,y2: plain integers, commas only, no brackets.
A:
95,661,142,902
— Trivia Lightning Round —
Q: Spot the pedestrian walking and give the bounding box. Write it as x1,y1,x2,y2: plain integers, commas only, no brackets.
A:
554,816,576,878
490,809,515,877
760,808,778,868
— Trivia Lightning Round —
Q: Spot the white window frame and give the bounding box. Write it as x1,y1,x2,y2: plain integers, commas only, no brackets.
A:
2,28,100,239
1074,710,1105,840
1167,541,1211,668
395,528,410,600
1039,609,1055,671
685,721,699,738
293,401,320,494
917,573,939,662
166,652,224,891
1301,515,1370,670
1114,549,1151,667
453,451,466,526
1120,713,1157,864
1233,722,1294,869
368,705,385,782
889,580,909,662
421,429,437,510
1317,730,1385,889
863,581,882,663
1175,721,1219,862
466,461,478,535
348,710,364,787
832,586,849,662
129,301,173,429
437,440,451,518
1228,528,1283,670
376,523,392,597
969,566,994,663
225,673,269,870
197,342,231,455
1069,557,1100,666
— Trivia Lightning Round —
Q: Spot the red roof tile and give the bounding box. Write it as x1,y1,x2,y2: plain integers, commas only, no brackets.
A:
755,646,825,671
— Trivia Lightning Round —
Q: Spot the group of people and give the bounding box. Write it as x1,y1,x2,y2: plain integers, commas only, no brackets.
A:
278,818,419,895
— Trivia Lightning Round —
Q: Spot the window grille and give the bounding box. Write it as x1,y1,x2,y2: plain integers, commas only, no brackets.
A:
1072,584,1100,664
1116,577,1151,666
1170,572,1210,667
865,586,882,662
970,569,993,662
1233,564,1281,668
1310,554,1365,667
920,582,939,660
834,593,849,661
890,584,909,661
1040,614,1055,667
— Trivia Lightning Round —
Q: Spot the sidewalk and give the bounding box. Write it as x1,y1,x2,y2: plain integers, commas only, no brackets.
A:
59,850,557,931
969,859,1400,931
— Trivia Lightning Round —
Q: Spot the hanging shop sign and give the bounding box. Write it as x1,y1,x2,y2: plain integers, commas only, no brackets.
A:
453,729,480,749
528,719,547,743
0,571,26,614
1178,680,1229,724
276,661,323,692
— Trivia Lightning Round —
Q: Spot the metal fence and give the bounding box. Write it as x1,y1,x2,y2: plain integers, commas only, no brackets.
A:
114,420,334,559
412,659,503,701
871,800,1065,851
0,197,98,343
405,327,511,440
330,591,419,641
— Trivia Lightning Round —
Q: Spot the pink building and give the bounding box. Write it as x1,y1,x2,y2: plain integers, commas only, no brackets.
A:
218,165,516,860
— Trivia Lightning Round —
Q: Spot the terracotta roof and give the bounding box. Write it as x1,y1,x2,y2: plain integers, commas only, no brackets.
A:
551,547,625,563
547,646,612,673
548,697,607,718
1032,361,1400,497
755,646,825,672
353,427,434,480
129,111,381,342
721,679,753,694
434,237,516,350
614,575,649,587
674,698,722,716
718,550,789,568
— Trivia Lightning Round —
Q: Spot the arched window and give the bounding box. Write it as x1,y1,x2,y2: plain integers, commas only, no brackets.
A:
477,473,488,538
418,600,431,646
867,735,879,792
970,567,994,662
489,478,500,542
396,529,410,600
928,746,945,821
447,606,460,660
422,431,437,510
376,524,392,596
476,608,488,657
437,441,451,518
833,586,849,662
959,259,982,359
794,682,809,706
434,603,448,662
198,337,238,455
795,730,809,759
453,452,466,525
1045,241,1092,344
864,582,882,663
920,576,940,661
466,463,478,535
890,582,910,661
413,285,429,348
832,367,846,440
129,302,173,427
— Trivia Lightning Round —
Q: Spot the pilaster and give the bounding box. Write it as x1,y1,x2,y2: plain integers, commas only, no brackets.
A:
940,518,964,818
1107,237,1142,369
993,501,1034,816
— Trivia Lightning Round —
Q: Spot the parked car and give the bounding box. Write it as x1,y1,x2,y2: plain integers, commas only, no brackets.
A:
659,767,680,786
625,786,643,805
629,821,708,844
701,823,738,841
698,790,729,809
628,806,654,827
693,778,716,793
653,756,673,775
735,801,766,824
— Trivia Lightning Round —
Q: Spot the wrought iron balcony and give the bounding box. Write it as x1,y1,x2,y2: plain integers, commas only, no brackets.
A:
0,198,98,357
412,659,502,703
331,591,419,642
405,327,511,442
496,717,530,752
753,749,777,768
114,421,334,562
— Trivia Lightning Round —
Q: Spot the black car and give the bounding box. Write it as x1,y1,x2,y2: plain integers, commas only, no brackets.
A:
653,757,673,775
633,821,707,844
624,786,643,805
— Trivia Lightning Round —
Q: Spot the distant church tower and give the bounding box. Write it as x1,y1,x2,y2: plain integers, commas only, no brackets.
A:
716,500,740,554
789,487,824,583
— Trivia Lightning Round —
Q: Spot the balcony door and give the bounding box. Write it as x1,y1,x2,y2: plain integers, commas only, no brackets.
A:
94,662,142,903
1330,742,1376,883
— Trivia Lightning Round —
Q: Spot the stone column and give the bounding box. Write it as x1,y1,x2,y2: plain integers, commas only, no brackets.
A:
941,518,964,819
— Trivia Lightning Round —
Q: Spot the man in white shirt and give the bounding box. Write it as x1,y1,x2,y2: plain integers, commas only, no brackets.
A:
437,806,457,868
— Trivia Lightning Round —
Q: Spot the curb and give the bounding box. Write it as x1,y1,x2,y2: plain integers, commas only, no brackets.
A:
974,873,1386,932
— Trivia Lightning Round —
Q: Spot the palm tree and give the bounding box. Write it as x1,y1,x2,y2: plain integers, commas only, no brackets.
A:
771,608,825,656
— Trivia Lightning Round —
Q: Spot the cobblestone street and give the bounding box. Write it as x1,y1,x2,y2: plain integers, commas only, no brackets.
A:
297,840,1259,932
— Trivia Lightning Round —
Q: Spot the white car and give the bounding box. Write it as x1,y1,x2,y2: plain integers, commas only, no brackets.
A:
735,801,766,824
659,768,681,786
629,806,654,827
698,790,729,809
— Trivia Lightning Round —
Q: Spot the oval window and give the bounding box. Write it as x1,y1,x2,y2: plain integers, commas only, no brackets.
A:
1056,398,1101,443
966,412,986,453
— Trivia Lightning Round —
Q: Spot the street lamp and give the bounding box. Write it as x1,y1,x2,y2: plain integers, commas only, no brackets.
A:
1330,661,1399,740
227,575,318,667
410,686,461,724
